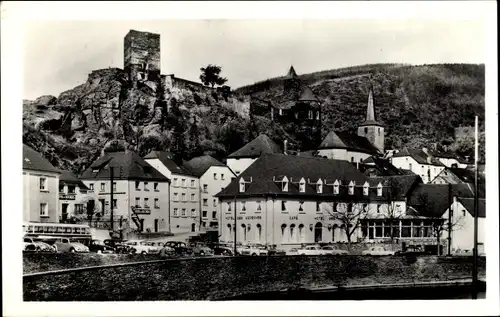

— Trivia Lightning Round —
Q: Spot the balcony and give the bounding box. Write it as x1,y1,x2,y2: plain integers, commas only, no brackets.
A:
59,193,76,200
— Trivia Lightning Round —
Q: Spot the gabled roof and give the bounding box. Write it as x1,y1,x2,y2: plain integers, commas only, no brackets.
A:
457,197,486,218
183,155,229,177
368,174,423,200
144,150,194,176
408,183,476,218
298,86,320,102
217,153,369,198
59,170,89,190
23,144,61,174
391,148,445,166
319,131,380,155
434,167,485,198
360,156,403,176
228,134,282,158
80,151,169,181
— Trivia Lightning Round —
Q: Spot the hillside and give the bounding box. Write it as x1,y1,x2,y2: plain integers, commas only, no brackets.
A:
23,63,485,175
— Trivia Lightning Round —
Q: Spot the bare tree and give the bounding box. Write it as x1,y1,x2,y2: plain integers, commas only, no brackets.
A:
73,197,102,226
323,200,368,251
381,178,405,250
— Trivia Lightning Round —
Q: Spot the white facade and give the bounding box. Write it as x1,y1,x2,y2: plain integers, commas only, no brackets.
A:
81,179,170,234
437,157,467,169
391,156,445,183
23,169,60,223
226,158,256,176
59,183,95,222
317,148,371,163
199,165,235,230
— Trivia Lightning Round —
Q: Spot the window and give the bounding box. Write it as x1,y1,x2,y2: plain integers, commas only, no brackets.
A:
409,163,412,170
299,179,306,192
227,202,231,211
181,179,186,187
190,180,195,187
74,204,83,214
181,193,186,201
173,208,178,216
378,128,381,136
59,184,65,193
257,201,262,211
241,202,246,211
135,181,140,190
348,182,354,195
239,180,245,193
213,199,217,207
143,182,149,191
308,110,313,119
39,203,48,217
214,173,217,180
377,183,383,196
279,109,283,116
173,193,178,201
212,211,217,219
100,183,105,192
173,178,178,186
154,182,159,191
299,201,304,212
221,174,225,180
89,183,94,191
401,220,411,238
111,182,116,192
144,198,149,208
333,180,340,195
203,199,208,206
316,201,321,212
191,209,196,217
202,210,208,218
39,178,47,191
154,198,159,208
181,208,186,216
203,184,208,193
316,181,323,194
112,199,117,209
364,127,368,134
67,185,75,194
463,209,466,217
377,204,381,214
351,157,354,163
316,111,320,120
282,180,288,192
135,197,140,207
281,201,287,211
363,183,369,196
191,194,196,201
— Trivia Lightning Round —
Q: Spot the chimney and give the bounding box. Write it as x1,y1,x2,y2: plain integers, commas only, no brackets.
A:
284,140,288,155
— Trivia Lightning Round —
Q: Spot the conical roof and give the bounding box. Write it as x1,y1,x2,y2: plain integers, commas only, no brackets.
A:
318,131,347,149
298,86,319,102
286,65,298,79
228,134,282,158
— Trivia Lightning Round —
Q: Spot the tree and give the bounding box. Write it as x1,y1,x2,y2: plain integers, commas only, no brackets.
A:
324,200,368,251
187,116,202,159
72,197,101,226
200,64,228,88
381,178,406,250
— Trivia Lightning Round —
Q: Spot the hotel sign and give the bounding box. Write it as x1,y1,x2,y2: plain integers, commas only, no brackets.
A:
59,194,76,200
133,207,151,215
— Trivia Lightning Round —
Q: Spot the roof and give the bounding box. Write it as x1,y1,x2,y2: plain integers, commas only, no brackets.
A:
217,153,371,199
369,175,423,200
144,151,194,176
80,151,169,181
360,156,403,176
435,167,485,198
228,134,282,158
408,183,476,218
391,148,445,166
298,86,320,102
359,88,383,127
183,155,228,177
319,131,380,155
23,144,61,174
59,170,89,190
457,197,486,218
286,66,298,79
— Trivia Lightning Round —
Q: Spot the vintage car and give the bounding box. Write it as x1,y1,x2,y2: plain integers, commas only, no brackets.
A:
124,240,161,254
213,246,233,256
240,244,269,256
89,239,115,254
361,246,396,256
264,245,287,256
286,248,300,256
192,244,214,256
41,237,89,253
296,245,326,256
320,246,349,255
103,239,132,254
23,237,56,252
164,241,193,256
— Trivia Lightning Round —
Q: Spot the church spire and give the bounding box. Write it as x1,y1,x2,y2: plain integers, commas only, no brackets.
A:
366,87,376,122
286,65,298,79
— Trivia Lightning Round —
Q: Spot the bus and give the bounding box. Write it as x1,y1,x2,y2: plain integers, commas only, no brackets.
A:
23,222,92,245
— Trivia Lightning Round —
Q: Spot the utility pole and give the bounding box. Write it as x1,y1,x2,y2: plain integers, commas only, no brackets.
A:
110,166,114,232
472,116,479,299
447,183,452,256
233,196,237,256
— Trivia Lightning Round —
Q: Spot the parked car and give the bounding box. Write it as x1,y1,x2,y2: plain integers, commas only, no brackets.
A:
241,244,269,256
265,245,286,256
395,246,432,256
320,246,349,255
23,237,56,252
164,241,193,256
213,246,233,256
192,244,214,256
361,246,396,256
41,237,89,253
286,248,300,256
103,239,132,254
89,239,115,254
124,240,161,254
296,245,326,256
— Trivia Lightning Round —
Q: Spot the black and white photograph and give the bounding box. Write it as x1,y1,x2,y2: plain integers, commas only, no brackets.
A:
2,1,498,316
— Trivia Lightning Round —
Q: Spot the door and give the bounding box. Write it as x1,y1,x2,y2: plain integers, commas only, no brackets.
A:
191,223,196,232
154,219,159,233
314,222,323,243
99,199,105,213
139,219,145,232
61,204,69,222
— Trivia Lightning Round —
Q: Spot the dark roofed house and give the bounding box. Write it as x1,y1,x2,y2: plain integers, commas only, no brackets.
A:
183,155,227,178
228,134,282,159
144,150,195,177
359,156,404,177
23,144,61,174
431,167,485,198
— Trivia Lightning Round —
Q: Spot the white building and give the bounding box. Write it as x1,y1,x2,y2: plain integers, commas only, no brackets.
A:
80,150,170,236
183,155,236,231
144,151,200,234
390,148,446,184
23,144,61,223
226,134,282,176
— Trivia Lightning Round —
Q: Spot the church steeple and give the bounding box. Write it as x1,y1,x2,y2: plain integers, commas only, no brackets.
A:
286,65,298,79
357,83,385,155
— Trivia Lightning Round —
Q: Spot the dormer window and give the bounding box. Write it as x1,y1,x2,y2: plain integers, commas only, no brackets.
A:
308,111,313,119
279,109,283,116
333,180,340,195
239,178,246,193
363,182,369,196
377,183,383,196
348,181,355,195
316,179,323,194
281,176,289,192
299,201,304,212
241,201,246,212
316,111,320,120
299,178,306,193
92,168,99,173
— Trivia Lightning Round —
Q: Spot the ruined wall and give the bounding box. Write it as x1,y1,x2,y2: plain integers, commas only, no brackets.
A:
124,30,161,83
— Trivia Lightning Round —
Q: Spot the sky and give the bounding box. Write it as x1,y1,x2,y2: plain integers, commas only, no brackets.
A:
22,18,486,100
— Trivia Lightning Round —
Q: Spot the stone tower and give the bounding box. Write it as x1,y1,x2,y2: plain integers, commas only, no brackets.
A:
124,30,161,84
357,86,385,154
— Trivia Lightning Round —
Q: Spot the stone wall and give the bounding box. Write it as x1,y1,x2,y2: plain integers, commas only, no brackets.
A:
23,254,485,301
